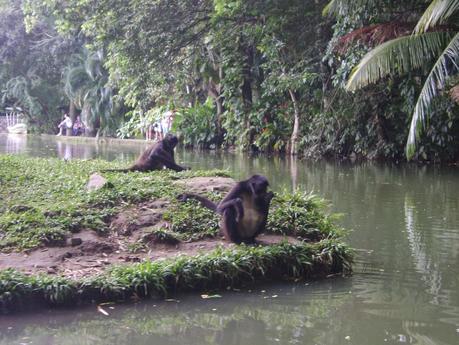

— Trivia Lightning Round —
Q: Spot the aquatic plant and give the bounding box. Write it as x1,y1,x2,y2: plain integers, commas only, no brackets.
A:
267,191,345,240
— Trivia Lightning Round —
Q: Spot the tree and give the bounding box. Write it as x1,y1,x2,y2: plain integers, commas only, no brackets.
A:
329,0,459,159
0,0,82,131
63,49,115,136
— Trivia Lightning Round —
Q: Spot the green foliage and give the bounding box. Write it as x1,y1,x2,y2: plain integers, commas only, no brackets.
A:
63,49,117,136
0,0,81,132
174,98,217,148
163,199,220,241
2,0,458,160
0,155,189,250
268,192,344,240
341,0,459,159
117,106,169,139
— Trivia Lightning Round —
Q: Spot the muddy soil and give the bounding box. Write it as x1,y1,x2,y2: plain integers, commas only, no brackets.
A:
0,177,299,280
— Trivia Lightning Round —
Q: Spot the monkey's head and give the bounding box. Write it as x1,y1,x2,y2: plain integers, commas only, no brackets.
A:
163,133,179,148
248,174,269,194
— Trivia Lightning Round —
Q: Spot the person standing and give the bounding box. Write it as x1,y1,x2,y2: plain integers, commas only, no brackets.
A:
161,110,174,138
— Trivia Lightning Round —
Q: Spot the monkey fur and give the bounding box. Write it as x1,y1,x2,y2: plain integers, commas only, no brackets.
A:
102,134,188,173
178,174,274,243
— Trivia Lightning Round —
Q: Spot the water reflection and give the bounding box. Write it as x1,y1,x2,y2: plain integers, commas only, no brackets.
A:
1,134,459,345
2,133,28,154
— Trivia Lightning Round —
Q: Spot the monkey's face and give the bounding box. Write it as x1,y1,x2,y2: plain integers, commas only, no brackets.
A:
164,134,178,148
249,175,269,194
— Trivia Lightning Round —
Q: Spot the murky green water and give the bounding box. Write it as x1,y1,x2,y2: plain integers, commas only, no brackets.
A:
1,134,459,345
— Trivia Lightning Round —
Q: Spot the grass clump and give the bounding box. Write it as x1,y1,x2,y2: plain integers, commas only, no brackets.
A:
267,191,345,241
141,228,181,245
162,199,220,241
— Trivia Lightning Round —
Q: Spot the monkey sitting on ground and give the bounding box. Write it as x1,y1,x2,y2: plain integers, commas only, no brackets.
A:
102,134,189,172
178,175,274,243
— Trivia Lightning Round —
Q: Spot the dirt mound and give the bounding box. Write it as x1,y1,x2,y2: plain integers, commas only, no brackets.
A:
0,177,297,280
110,199,170,236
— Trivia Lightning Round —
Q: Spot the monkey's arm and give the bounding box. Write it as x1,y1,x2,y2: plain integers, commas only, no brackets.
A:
177,193,217,211
217,198,244,222
217,184,249,220
253,192,275,237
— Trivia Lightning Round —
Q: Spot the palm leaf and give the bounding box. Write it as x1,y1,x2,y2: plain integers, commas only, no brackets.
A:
415,0,459,33
346,31,454,91
406,32,459,159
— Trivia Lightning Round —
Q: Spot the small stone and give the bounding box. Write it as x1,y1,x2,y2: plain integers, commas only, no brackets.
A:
86,173,110,191
69,238,82,246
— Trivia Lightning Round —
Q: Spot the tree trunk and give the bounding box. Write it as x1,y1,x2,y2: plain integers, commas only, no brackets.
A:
241,40,254,147
207,79,225,147
81,101,94,136
289,89,300,156
290,154,298,192
69,101,77,122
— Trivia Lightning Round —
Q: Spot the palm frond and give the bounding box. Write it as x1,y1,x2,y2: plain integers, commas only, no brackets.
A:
346,32,453,91
406,32,459,159
415,0,459,33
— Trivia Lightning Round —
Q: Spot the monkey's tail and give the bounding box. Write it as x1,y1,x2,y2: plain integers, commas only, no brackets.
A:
177,193,217,212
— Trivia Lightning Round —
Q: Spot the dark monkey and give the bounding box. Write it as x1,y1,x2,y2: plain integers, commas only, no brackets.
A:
103,134,188,172
178,175,274,243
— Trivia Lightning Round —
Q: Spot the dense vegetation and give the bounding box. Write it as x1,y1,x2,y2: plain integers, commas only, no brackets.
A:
1,0,458,161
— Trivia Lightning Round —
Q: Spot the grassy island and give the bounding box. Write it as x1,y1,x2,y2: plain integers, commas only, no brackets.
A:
0,155,352,313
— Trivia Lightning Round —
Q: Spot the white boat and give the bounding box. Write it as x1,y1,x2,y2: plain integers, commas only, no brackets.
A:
7,123,28,134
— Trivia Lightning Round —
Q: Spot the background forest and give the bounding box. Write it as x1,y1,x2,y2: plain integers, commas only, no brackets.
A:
0,0,458,161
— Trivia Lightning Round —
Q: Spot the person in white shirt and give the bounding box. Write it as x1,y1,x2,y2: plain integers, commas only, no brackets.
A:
160,110,174,139
57,114,73,136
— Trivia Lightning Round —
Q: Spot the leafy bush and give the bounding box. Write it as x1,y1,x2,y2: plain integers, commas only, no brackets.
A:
173,98,217,148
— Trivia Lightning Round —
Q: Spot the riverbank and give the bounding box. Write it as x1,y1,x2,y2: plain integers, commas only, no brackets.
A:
0,155,352,313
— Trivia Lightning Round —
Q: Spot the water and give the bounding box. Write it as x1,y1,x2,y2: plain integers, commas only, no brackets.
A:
1,134,459,345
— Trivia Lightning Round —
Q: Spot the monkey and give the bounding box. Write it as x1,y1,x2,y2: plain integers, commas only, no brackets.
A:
178,175,274,244
102,134,189,172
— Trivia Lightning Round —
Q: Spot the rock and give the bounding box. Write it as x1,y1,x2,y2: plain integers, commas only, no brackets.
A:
87,173,110,191
10,205,34,213
174,177,235,194
68,238,83,247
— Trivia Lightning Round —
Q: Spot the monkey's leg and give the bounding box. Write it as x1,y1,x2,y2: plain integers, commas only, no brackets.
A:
221,208,242,244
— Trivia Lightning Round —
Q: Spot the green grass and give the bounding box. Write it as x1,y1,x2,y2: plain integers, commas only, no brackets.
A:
0,240,352,313
0,154,228,251
267,191,345,240
0,154,353,313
